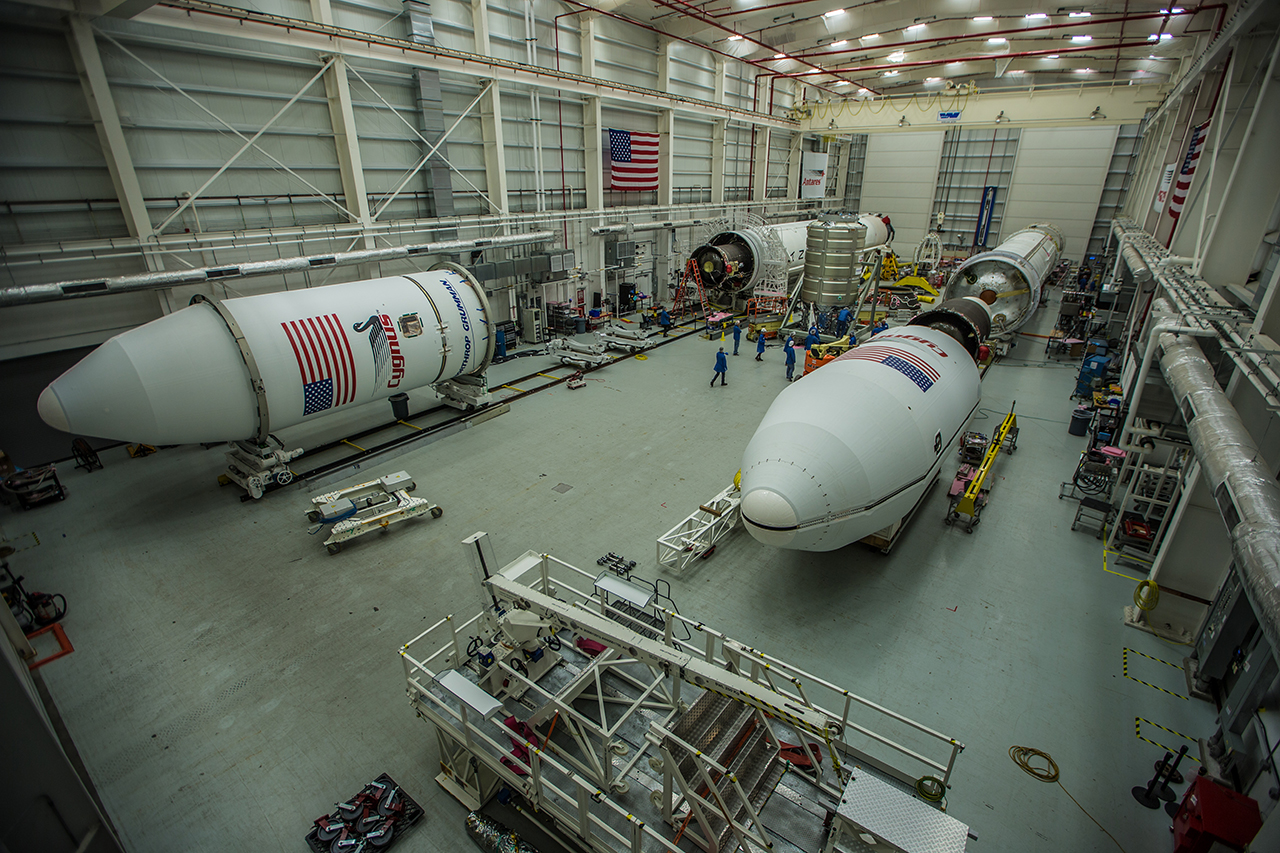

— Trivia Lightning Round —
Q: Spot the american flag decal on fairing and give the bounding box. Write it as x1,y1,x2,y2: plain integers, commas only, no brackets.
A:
839,345,940,392
281,314,357,415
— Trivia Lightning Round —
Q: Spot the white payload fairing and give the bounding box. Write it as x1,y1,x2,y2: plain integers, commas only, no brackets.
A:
739,298,992,551
37,265,494,445
689,220,810,294
944,223,1063,333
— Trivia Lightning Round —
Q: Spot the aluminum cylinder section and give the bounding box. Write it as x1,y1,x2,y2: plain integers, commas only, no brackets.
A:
225,270,491,431
738,325,981,551
945,223,1063,333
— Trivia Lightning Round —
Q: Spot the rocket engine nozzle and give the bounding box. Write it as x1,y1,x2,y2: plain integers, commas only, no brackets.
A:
909,297,993,361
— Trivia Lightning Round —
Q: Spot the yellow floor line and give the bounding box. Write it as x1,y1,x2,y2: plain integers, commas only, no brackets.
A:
397,420,422,431
341,439,366,451
536,372,560,380
501,385,525,392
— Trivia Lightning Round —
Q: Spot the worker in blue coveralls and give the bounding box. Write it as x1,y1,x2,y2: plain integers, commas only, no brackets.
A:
836,306,850,337
804,328,820,351
785,337,797,381
755,331,766,361
659,308,671,336
732,320,742,355
711,347,727,387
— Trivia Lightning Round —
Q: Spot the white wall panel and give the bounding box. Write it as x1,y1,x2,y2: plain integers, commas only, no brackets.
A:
859,130,944,249
1001,125,1118,261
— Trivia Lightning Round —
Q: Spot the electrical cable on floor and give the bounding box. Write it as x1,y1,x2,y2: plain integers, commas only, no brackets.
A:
1133,580,1160,611
1009,746,1128,853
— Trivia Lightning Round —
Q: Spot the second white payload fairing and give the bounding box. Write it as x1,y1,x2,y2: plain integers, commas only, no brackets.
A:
37,264,494,445
739,298,992,551
944,223,1063,333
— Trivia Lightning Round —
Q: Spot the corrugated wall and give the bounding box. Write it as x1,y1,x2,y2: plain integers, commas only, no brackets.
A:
859,131,945,249
1001,125,1119,261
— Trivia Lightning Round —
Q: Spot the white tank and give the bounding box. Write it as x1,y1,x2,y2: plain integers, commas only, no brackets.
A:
38,265,493,445
739,298,991,551
944,223,1063,333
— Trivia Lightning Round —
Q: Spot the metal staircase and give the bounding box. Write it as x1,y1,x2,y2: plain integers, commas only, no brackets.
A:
660,690,785,853
672,258,712,322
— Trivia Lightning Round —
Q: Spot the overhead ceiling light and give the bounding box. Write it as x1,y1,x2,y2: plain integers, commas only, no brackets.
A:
924,76,942,82
1148,32,1175,41
1068,11,1092,17
861,33,880,40
898,116,910,127
835,80,851,85
1071,34,1092,42
947,61,963,67
995,110,1007,123
728,35,743,41
887,50,906,61
823,8,846,18
988,37,1008,44
1148,54,1158,58
973,16,994,23
883,70,898,76
1159,7,1184,13
905,23,927,32
1007,69,1025,75
1075,67,1093,73
774,53,787,59
857,87,871,95
1024,13,1048,20
831,39,849,47
1089,105,1106,120
1045,54,1060,58
1160,33,1174,39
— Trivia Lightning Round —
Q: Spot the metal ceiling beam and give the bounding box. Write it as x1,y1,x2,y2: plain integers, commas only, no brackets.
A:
134,1,797,131
1147,0,1275,126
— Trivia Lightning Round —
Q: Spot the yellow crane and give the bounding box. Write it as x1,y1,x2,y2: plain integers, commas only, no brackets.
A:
946,407,1018,532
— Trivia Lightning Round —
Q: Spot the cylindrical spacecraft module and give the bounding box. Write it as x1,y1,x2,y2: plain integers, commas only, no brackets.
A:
38,265,494,445
799,214,891,304
944,223,1063,333
690,220,809,293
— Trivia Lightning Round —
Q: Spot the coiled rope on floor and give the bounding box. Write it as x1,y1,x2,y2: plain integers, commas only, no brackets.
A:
1009,746,1128,853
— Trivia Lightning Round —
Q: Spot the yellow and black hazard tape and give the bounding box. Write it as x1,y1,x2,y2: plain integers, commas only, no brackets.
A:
1123,648,1188,700
1135,717,1200,763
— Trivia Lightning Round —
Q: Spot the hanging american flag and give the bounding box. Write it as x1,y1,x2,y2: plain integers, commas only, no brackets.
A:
281,314,357,415
609,129,659,191
838,344,940,393
1167,119,1211,223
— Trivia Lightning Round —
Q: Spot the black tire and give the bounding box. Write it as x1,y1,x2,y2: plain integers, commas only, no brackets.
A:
307,511,321,523
430,506,443,519
327,543,341,555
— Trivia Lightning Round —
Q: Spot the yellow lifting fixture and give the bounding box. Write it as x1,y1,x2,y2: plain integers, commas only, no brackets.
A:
946,406,1019,532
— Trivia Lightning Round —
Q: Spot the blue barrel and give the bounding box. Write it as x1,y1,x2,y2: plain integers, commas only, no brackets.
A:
1069,407,1092,436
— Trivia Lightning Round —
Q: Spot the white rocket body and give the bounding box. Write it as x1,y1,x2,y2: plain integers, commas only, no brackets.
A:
944,223,1063,333
37,268,493,445
691,220,810,293
739,300,990,552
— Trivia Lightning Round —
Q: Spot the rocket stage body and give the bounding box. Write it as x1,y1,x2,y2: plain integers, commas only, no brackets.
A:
37,266,493,445
739,299,990,552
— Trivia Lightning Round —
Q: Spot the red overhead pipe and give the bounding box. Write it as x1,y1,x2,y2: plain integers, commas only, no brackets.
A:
557,0,853,98
785,8,1219,62
758,39,1161,103
639,0,879,95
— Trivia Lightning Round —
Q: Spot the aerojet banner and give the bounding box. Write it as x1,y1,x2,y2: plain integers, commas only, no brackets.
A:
800,151,828,199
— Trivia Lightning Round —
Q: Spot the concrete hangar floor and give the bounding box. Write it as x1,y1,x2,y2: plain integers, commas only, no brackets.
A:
16,289,1216,853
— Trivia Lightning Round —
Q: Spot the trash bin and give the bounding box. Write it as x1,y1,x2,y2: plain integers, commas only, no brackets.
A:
389,393,410,421
575,317,586,334
1069,406,1092,436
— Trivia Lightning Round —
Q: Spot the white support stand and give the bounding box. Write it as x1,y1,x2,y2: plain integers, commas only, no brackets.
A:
308,471,441,554
223,437,303,499
656,483,741,574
